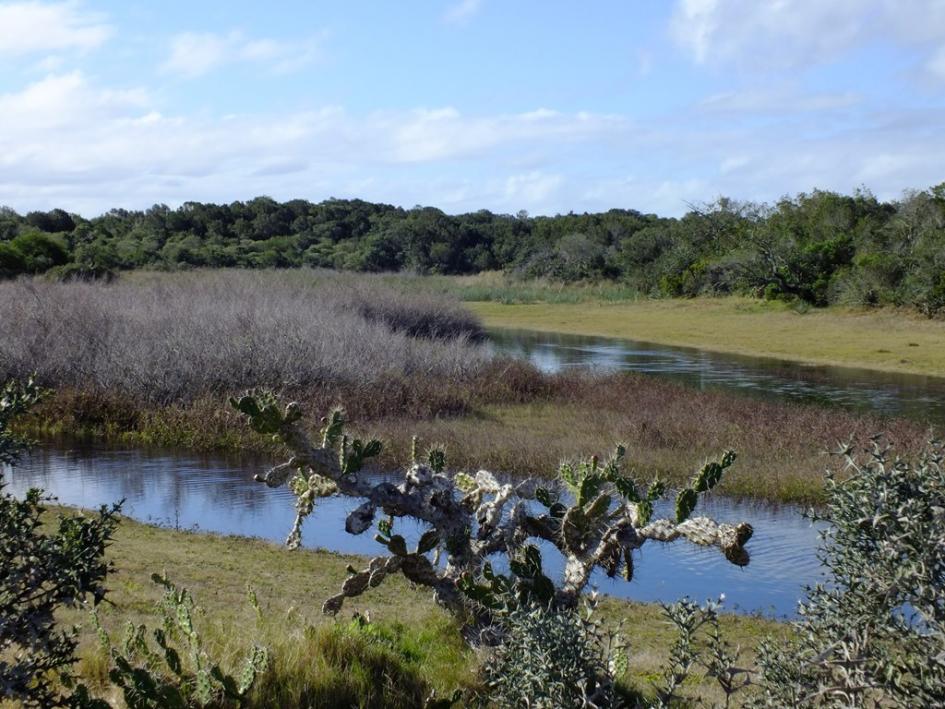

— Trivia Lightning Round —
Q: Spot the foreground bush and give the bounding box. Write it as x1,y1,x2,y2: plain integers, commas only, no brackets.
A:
633,440,945,708
0,379,119,707
750,439,945,706
480,599,627,708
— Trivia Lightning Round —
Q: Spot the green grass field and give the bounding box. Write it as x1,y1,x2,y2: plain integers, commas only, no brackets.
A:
56,510,784,706
469,296,945,377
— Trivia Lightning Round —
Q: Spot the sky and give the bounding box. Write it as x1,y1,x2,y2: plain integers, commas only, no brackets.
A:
1,0,944,217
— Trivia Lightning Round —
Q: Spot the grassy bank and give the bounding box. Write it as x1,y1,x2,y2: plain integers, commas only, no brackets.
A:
55,509,784,706
384,271,945,376
469,296,945,377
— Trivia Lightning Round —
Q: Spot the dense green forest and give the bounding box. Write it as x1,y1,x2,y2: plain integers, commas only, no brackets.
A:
2,184,944,314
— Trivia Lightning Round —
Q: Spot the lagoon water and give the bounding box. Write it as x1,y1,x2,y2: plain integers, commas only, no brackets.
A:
3,444,823,618
488,327,945,426
14,327,930,619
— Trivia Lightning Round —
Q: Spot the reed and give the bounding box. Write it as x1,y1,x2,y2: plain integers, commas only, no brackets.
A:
0,270,488,404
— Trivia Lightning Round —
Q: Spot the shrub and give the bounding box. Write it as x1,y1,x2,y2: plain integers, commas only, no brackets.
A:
0,376,42,464
751,439,945,706
0,378,120,707
480,600,625,708
646,439,945,707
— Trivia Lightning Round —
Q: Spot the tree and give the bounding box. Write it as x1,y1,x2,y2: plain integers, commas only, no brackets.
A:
0,241,27,279
8,230,70,274
25,209,76,234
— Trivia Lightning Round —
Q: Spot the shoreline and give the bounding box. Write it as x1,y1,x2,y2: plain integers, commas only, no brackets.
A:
45,505,785,701
468,297,945,378
17,369,933,507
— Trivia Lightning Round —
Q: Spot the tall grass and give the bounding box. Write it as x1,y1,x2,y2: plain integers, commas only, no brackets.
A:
0,271,488,405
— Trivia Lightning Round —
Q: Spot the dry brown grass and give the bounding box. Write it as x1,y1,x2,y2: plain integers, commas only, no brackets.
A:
371,371,930,503
0,271,487,404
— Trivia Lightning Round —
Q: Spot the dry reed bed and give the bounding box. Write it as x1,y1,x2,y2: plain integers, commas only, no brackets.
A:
0,271,487,404
371,369,931,502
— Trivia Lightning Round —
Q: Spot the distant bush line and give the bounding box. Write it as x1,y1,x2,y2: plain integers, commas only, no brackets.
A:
2,183,944,314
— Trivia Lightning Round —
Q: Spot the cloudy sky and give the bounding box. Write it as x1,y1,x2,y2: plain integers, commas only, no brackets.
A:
2,0,944,216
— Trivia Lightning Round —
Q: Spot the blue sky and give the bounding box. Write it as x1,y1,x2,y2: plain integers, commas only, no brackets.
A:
1,0,944,216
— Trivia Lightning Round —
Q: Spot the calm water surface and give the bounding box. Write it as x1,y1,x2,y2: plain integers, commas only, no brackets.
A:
488,328,945,425
8,328,932,618
3,445,823,618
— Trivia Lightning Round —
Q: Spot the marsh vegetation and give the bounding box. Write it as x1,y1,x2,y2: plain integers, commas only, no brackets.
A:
2,270,932,504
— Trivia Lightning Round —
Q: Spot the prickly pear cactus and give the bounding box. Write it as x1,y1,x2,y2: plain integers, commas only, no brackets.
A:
95,573,270,708
233,394,752,639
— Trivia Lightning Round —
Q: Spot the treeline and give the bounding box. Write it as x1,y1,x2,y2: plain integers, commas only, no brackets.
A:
1,184,944,314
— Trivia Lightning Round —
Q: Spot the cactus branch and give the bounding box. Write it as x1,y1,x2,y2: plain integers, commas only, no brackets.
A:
233,396,752,639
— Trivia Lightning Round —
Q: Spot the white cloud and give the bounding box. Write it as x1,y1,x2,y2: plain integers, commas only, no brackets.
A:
161,32,231,78
670,0,945,74
580,176,712,216
719,156,750,175
504,171,564,206
924,45,945,81
700,88,860,114
382,106,626,163
161,30,324,78
0,1,111,56
1,70,943,218
0,72,627,214
32,54,65,71
443,0,482,25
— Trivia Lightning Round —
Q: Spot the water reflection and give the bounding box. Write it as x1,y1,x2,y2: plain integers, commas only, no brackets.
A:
3,444,823,618
488,328,945,425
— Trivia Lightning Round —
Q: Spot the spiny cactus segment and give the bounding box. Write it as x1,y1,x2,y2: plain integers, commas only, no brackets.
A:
232,393,753,639
94,573,269,708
